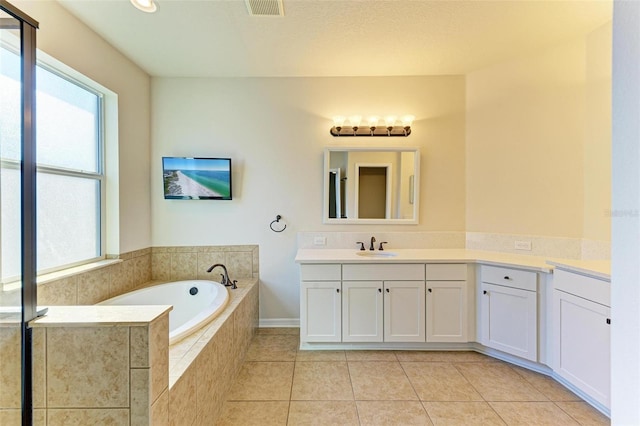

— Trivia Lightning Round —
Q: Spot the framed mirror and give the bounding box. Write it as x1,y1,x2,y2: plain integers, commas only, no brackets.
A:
323,147,420,224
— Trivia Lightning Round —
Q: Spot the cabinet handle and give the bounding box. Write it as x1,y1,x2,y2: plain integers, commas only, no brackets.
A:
503,276,511,280
428,288,432,293
483,290,487,295
606,318,611,325
386,288,390,293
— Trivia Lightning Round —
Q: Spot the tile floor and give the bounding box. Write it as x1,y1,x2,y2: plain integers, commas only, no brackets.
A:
216,328,610,425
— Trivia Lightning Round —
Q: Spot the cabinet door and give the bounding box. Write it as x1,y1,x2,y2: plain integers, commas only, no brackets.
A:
481,283,537,361
554,290,610,408
384,281,426,342
426,281,468,342
342,281,384,342
300,281,342,342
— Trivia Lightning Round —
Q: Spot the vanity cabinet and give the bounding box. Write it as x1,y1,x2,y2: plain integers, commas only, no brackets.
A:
552,269,610,409
342,264,426,342
426,264,469,342
479,265,538,361
300,265,342,342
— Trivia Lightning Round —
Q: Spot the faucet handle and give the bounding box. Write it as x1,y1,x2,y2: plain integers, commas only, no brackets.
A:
356,242,365,251
379,242,388,251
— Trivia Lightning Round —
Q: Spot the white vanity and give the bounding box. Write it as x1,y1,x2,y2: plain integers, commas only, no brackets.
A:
295,248,611,416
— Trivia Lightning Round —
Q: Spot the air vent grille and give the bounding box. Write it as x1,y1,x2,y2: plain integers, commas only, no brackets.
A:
245,0,284,16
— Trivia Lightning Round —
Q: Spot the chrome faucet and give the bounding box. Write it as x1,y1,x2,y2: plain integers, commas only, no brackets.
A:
370,236,376,251
206,263,237,289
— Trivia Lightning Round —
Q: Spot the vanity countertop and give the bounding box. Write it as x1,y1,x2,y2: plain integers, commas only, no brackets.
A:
295,248,611,277
546,259,611,281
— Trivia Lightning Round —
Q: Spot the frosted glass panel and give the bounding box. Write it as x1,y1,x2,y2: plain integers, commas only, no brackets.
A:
36,67,100,172
37,174,100,271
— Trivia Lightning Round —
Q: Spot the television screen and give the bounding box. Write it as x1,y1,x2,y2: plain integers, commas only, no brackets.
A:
162,157,232,200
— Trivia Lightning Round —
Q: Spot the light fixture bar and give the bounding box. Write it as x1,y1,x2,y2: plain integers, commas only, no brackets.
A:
330,115,414,137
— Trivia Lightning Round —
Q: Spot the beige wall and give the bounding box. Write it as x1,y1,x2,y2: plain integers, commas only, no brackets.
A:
466,24,612,241
14,0,152,254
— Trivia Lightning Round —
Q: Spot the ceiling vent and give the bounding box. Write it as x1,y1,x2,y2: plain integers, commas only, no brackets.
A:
245,0,284,16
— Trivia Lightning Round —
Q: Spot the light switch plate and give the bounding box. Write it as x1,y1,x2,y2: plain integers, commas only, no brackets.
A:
313,236,327,246
514,240,532,251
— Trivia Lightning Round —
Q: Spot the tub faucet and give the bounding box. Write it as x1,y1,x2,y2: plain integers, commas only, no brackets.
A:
370,236,376,251
206,263,237,289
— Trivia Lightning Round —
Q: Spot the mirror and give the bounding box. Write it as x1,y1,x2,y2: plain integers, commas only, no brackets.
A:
323,147,420,224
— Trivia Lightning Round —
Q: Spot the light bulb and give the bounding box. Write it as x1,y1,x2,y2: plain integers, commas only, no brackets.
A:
402,115,415,127
332,116,345,128
368,116,379,128
131,0,157,12
385,116,397,128
349,115,362,128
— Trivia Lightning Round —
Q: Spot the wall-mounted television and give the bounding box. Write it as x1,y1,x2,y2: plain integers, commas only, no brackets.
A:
162,157,232,200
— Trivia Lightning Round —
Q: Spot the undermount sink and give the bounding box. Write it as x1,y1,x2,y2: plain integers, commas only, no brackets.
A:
356,251,398,257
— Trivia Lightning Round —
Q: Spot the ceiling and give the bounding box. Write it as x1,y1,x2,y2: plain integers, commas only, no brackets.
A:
57,0,612,78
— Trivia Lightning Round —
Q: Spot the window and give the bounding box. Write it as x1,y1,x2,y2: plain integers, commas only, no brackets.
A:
0,45,104,283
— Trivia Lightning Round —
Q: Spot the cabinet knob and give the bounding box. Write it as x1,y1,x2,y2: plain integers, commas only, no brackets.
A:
606,318,611,325
336,288,340,293
503,276,511,280
386,288,390,293
428,288,432,293
378,288,382,293
483,290,487,295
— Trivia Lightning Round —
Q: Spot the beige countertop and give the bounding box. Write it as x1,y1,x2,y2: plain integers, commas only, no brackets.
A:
295,248,611,278
29,305,172,328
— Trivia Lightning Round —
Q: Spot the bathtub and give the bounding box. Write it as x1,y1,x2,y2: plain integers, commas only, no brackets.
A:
100,280,229,344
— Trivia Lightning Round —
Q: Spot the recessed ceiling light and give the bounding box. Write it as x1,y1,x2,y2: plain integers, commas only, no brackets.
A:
131,0,157,13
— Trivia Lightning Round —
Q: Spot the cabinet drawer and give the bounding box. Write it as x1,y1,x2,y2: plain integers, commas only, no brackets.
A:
480,265,537,292
425,264,467,281
300,264,341,281
554,269,610,307
343,264,425,281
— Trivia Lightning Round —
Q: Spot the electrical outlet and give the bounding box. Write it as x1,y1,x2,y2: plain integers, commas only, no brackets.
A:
514,240,532,251
313,236,327,246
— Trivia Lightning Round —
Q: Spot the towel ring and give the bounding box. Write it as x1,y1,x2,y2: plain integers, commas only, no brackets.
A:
270,215,286,233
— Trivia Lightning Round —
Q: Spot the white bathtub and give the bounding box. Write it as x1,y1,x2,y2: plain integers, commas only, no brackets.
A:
100,280,229,344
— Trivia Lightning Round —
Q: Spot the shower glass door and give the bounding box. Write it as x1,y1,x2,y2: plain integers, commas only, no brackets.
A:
0,3,38,424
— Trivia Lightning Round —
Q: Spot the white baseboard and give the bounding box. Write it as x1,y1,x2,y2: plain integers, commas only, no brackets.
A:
259,318,300,328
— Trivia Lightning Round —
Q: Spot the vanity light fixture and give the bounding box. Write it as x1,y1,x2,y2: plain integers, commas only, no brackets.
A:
330,114,414,137
131,0,157,13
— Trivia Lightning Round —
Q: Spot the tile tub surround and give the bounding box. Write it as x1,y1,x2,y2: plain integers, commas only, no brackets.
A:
20,305,171,426
151,245,259,282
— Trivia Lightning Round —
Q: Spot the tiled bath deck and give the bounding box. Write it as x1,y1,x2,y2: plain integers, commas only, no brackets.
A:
217,328,610,426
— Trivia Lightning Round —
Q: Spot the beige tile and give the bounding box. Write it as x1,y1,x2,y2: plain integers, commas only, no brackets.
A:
455,362,548,401
257,327,300,335
0,409,20,425
152,253,172,281
131,368,150,425
556,401,611,426
227,362,294,401
291,361,354,401
195,339,221,423
357,401,432,425
225,252,253,278
76,268,111,304
169,363,197,426
151,389,169,426
216,401,289,426
47,327,129,408
130,325,150,368
150,313,169,402
402,362,483,401
196,252,225,280
110,262,134,297
0,326,21,409
512,366,581,401
349,361,418,400
395,350,493,363
288,401,359,426
32,328,46,409
134,254,152,286
489,401,580,425
346,350,398,361
245,334,298,361
423,401,506,425
171,253,197,281
47,408,129,425
38,276,77,305
296,350,346,362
